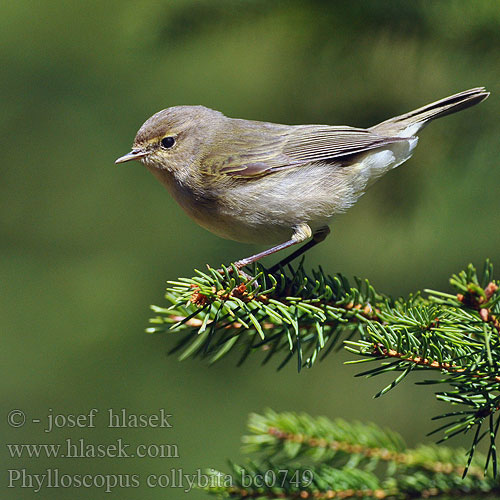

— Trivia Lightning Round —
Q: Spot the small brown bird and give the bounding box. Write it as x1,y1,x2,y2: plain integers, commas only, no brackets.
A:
116,88,488,270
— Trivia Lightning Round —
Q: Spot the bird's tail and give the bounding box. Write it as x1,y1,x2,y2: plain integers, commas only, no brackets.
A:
370,87,489,138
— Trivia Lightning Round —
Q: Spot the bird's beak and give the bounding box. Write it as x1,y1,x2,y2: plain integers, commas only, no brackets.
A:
115,149,147,164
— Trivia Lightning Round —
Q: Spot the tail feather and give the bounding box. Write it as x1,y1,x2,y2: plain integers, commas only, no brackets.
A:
370,87,489,138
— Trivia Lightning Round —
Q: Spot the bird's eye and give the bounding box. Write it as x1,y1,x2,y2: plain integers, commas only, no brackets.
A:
160,136,175,149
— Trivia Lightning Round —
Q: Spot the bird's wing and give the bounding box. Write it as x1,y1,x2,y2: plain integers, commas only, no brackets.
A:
282,125,406,164
203,124,408,179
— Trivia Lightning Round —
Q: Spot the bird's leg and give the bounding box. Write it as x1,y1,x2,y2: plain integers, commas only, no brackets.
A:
234,223,314,270
268,226,330,273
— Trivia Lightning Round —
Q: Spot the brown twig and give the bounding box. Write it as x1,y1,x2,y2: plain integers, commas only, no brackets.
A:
266,427,483,479
374,345,500,384
223,486,390,499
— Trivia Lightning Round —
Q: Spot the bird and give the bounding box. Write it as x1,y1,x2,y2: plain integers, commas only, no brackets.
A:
116,87,489,271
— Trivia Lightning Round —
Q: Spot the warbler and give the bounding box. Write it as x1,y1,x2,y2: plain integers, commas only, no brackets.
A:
116,88,488,269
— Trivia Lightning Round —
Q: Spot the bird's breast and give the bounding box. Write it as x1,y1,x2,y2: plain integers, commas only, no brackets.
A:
144,140,416,246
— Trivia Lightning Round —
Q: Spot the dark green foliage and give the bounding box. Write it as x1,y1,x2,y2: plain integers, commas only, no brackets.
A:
148,261,388,370
346,261,500,474
149,260,500,473
204,410,500,499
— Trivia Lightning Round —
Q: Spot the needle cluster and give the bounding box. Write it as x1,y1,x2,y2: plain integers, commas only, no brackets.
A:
148,260,500,474
204,410,499,499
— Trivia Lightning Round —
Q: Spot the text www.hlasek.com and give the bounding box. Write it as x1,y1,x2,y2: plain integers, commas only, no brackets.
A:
7,438,178,459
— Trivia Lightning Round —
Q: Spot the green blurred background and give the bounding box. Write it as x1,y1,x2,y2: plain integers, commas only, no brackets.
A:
2,1,500,498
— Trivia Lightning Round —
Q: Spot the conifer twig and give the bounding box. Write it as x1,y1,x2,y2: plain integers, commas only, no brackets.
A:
204,410,500,499
148,260,500,472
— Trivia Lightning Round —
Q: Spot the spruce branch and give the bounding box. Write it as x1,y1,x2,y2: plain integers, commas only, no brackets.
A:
148,259,500,472
148,262,390,369
204,410,500,499
345,261,500,473
242,410,483,478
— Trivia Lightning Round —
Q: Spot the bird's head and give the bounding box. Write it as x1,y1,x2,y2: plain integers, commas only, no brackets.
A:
115,105,225,173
